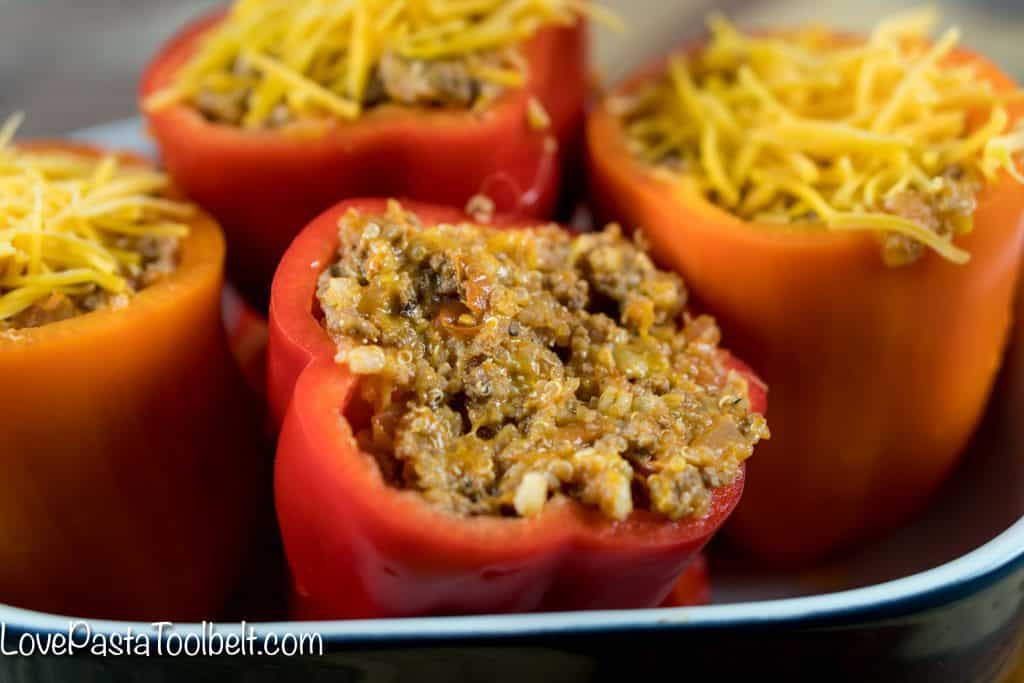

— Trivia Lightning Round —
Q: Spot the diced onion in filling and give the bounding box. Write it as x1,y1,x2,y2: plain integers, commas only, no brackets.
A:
316,200,768,521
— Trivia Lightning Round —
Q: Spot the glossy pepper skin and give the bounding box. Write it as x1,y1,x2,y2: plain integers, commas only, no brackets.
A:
587,48,1024,565
140,12,588,306
268,198,766,618
660,554,711,607
0,143,270,620
222,284,269,397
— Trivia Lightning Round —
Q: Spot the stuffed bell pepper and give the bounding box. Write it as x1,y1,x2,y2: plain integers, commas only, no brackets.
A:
0,116,268,620
268,198,768,618
141,0,603,304
586,11,1024,564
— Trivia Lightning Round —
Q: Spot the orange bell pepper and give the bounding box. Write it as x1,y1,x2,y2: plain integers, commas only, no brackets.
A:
0,143,270,620
586,49,1024,564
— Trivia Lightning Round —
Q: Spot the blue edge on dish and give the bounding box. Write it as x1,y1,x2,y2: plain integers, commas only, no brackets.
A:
0,118,1019,681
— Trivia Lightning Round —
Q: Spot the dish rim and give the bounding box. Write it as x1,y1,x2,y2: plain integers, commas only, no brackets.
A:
1,514,1020,639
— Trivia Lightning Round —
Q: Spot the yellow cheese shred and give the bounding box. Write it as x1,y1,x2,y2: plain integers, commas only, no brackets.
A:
0,114,193,324
620,9,1024,266
144,0,612,126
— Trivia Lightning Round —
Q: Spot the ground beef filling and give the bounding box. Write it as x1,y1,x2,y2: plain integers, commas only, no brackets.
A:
879,170,979,266
195,48,518,128
0,234,180,331
316,201,768,521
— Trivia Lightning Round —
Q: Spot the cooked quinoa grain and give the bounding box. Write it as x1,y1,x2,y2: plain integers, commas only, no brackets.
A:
317,201,768,521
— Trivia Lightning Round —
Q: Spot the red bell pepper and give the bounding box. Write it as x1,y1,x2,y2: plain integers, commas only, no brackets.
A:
660,554,711,607
140,11,588,305
222,284,269,397
268,198,766,618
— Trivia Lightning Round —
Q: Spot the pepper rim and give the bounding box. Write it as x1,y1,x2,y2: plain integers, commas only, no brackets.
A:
0,141,223,350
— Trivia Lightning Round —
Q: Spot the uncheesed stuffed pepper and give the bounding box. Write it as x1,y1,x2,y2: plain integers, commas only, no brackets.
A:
0,116,268,620
141,0,606,305
268,198,768,618
586,11,1024,564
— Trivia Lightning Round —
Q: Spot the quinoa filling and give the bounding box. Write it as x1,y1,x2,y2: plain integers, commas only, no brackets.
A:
1,235,179,330
190,48,522,128
613,11,1024,266
144,0,610,129
0,115,190,331
316,201,768,521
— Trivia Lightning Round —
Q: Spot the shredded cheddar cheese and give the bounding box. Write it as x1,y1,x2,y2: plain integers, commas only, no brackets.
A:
144,0,615,127
618,9,1024,266
0,114,192,327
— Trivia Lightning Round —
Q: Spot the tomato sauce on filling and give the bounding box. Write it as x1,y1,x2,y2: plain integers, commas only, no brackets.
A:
316,200,768,521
